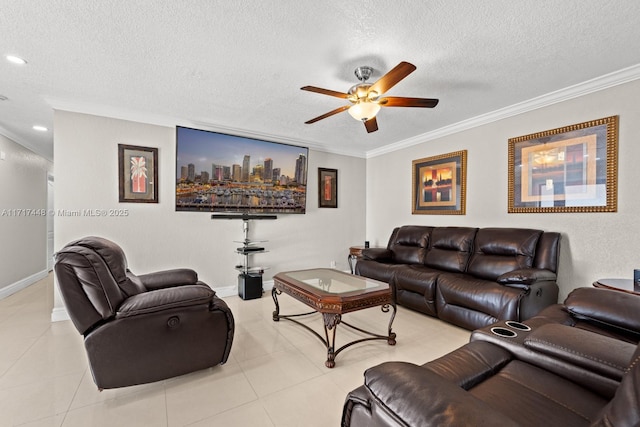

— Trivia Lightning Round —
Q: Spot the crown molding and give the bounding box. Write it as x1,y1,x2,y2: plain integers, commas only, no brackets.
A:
366,63,640,158
0,125,52,161
45,98,365,159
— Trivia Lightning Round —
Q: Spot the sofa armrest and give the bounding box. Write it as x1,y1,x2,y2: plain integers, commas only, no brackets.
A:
524,324,635,381
115,284,214,318
497,268,557,289
565,287,640,337
360,248,392,261
356,361,519,427
138,268,199,290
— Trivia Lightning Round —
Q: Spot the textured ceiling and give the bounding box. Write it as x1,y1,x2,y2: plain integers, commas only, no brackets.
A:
2,0,640,161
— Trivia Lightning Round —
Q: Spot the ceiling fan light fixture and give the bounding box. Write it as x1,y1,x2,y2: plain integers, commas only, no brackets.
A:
348,101,380,122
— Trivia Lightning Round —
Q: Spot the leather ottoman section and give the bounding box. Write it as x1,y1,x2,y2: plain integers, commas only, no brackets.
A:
392,265,442,317
436,274,523,330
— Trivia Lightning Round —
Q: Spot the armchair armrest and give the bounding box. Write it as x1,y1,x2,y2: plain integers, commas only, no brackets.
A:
565,287,640,336
115,284,214,319
361,248,392,261
524,324,635,381
138,268,198,290
497,268,557,289
358,361,518,426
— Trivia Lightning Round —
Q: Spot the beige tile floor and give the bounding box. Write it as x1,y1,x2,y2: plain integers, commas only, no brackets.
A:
0,274,470,426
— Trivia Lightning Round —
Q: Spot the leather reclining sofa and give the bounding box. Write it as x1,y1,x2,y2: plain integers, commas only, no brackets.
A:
356,226,561,330
342,287,640,426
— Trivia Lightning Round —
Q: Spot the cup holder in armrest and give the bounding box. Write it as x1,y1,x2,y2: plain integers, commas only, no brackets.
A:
505,321,531,331
490,327,517,338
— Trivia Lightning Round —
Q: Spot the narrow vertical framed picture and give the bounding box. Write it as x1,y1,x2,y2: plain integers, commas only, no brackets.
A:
118,144,158,203
318,168,338,208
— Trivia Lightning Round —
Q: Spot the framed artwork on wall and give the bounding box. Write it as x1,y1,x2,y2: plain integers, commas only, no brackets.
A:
318,168,338,208
412,150,467,215
508,116,618,213
118,144,158,203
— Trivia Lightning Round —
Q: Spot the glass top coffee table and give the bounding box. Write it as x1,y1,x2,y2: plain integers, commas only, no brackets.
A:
272,268,396,368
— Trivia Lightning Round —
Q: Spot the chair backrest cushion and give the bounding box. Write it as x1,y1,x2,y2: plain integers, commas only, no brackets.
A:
425,227,478,272
466,228,542,281
389,226,433,264
54,236,134,334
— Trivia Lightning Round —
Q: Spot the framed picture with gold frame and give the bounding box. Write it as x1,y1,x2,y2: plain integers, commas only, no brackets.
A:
412,150,467,215
508,116,618,213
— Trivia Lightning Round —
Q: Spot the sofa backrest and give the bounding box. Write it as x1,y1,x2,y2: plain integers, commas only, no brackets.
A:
533,231,561,273
466,228,543,280
424,227,478,272
388,226,433,264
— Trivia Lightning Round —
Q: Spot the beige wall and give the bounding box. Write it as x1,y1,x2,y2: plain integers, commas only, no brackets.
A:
53,112,366,294
366,79,640,300
0,134,53,296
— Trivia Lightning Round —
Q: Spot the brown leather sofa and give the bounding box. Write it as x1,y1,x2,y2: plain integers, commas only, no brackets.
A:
55,236,235,389
342,287,640,426
356,226,561,330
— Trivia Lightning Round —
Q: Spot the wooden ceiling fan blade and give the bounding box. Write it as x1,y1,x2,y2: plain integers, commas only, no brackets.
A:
304,105,351,124
369,62,416,95
364,117,378,133
300,86,350,99
378,97,439,108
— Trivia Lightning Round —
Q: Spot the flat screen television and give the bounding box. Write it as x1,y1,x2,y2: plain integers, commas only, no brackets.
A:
175,126,308,214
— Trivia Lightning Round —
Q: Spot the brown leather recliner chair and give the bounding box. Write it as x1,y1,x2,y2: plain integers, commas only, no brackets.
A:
54,236,234,389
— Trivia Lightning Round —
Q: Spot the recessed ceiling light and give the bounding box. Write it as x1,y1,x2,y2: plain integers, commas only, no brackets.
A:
6,55,27,65
33,125,48,132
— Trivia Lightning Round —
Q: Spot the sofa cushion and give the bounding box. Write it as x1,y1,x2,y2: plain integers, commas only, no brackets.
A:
393,265,442,316
355,259,400,284
436,274,524,329
466,228,542,280
389,226,432,264
424,227,477,272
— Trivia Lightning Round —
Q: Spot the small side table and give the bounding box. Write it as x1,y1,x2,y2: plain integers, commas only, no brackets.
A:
348,246,367,274
593,278,640,295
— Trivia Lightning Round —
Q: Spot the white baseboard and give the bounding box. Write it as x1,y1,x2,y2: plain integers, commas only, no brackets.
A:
51,306,71,322
0,269,48,300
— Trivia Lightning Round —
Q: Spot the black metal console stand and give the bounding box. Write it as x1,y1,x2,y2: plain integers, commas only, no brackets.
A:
211,213,277,300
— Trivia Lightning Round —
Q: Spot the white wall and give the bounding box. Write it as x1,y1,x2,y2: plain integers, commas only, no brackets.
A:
53,112,366,297
366,79,640,300
0,134,53,297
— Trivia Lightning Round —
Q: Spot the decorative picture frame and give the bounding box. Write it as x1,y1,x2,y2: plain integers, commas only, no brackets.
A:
318,168,338,208
508,116,618,213
412,150,467,215
118,144,158,203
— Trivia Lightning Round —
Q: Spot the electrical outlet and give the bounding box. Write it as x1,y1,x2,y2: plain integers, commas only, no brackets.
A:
330,260,336,268
0,151,5,160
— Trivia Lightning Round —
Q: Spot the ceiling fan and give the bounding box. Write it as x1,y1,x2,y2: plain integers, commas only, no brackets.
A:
301,61,439,133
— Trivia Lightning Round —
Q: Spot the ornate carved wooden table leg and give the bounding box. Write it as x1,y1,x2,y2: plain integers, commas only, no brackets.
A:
322,313,341,368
